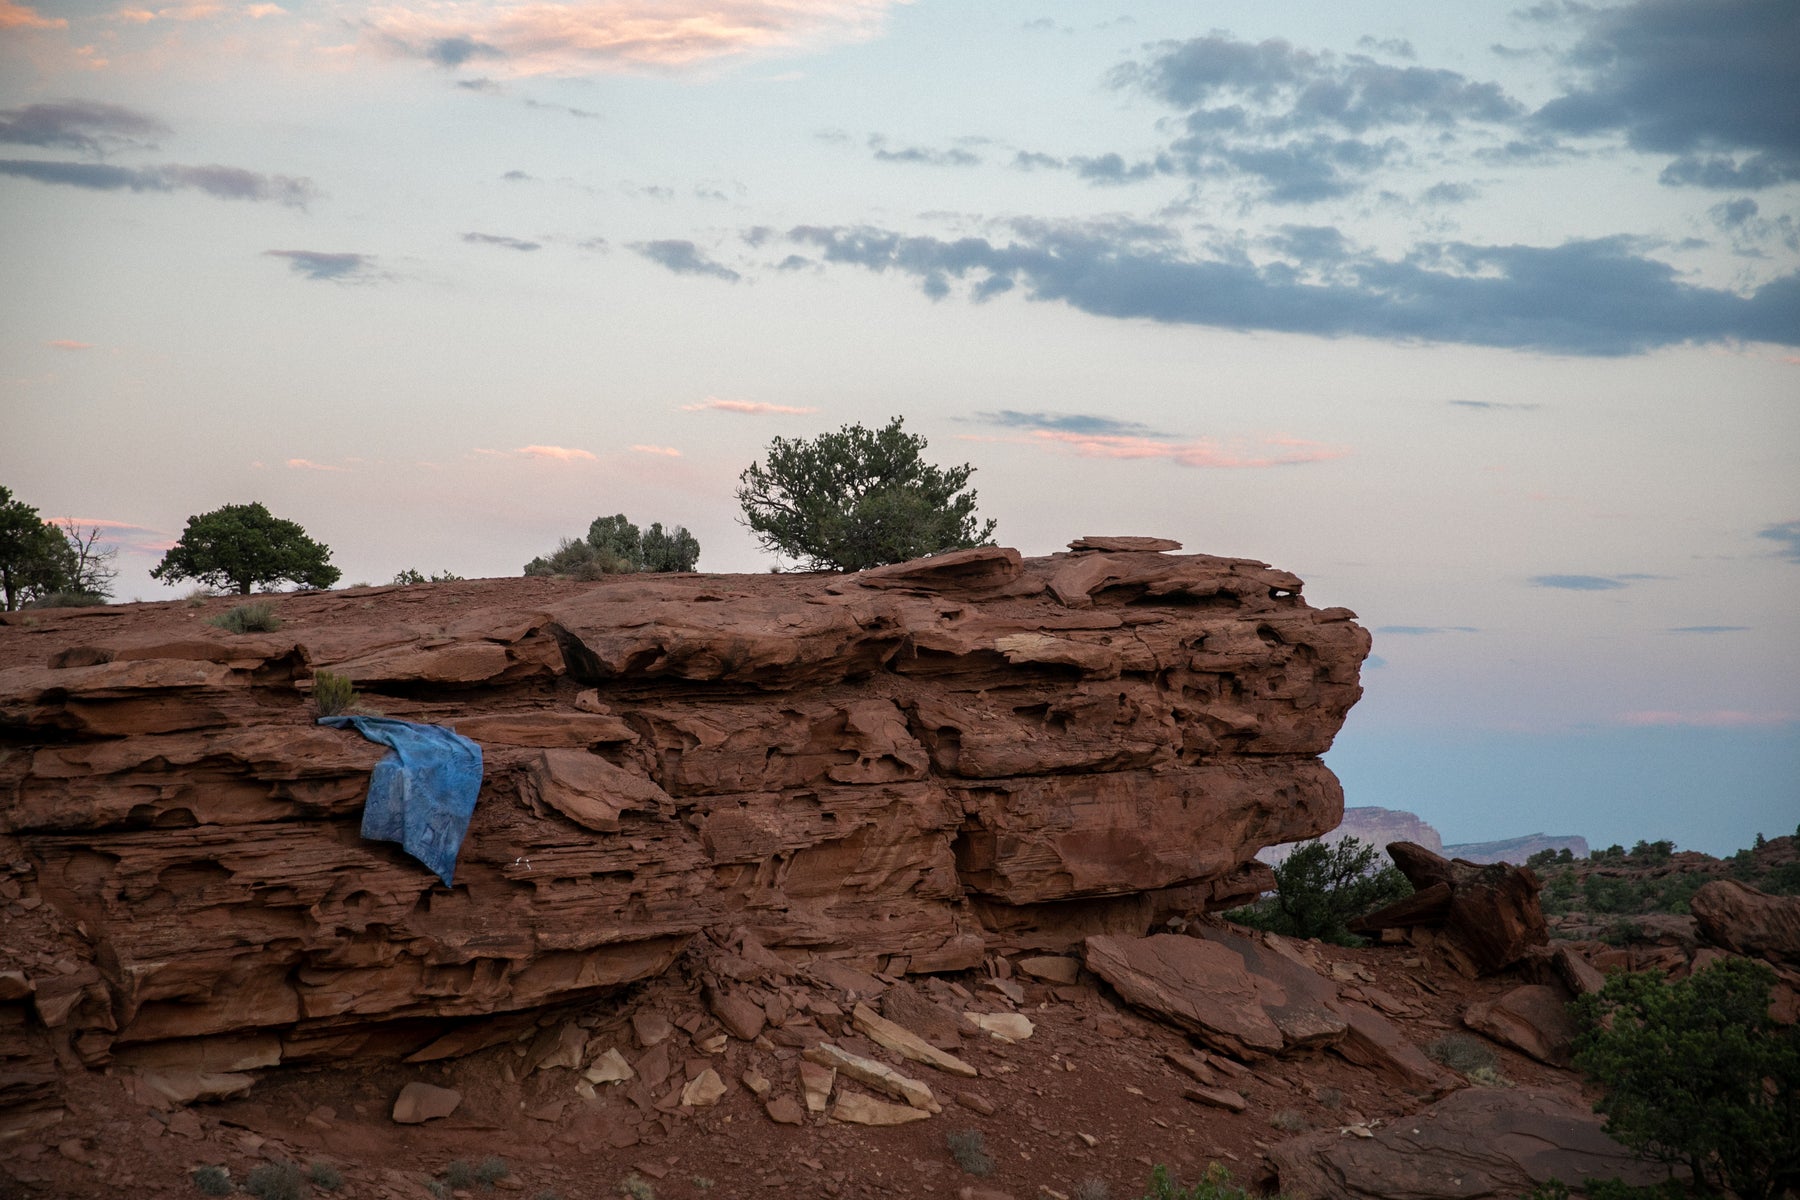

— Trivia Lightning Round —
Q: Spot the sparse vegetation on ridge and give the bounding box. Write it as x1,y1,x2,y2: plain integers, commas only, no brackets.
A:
209,600,282,634
524,513,700,578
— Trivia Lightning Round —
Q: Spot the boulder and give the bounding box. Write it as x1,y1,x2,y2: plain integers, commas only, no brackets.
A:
1350,843,1548,975
391,1082,461,1124
1267,1087,1674,1199
1463,985,1577,1066
1691,879,1800,966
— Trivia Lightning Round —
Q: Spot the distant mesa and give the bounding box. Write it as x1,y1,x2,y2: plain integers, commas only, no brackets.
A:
1261,805,1587,867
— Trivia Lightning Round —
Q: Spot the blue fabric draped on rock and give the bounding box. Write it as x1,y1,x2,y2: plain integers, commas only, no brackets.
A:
318,715,483,888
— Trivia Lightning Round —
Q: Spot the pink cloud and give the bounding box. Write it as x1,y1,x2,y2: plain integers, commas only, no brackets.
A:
115,2,228,22
46,339,95,350
365,0,904,75
45,516,160,534
681,397,819,415
631,444,682,457
1013,429,1348,469
1616,710,1797,728
515,444,597,461
0,0,66,28
287,458,348,472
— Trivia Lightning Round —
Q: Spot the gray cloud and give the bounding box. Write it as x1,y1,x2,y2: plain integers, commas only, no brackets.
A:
462,231,541,251
0,100,168,155
264,250,378,282
1530,574,1630,590
1532,0,1799,190
0,158,316,206
783,220,1800,356
1375,625,1480,634
1758,518,1800,562
424,36,502,67
974,410,1165,437
868,136,981,167
1450,399,1542,411
1099,33,1523,203
631,239,741,282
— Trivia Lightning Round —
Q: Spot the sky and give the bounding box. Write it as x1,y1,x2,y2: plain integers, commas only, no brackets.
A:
2,0,1796,855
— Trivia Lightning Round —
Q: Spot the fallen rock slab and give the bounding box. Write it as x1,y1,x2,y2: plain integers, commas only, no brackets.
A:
1267,1087,1673,1200
964,1012,1034,1043
852,1003,978,1077
1182,1086,1247,1113
830,1090,932,1126
391,1082,461,1124
1463,984,1577,1066
1351,843,1548,976
804,1043,940,1112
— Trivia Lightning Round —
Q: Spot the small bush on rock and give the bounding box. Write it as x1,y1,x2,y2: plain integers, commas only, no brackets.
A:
244,1161,306,1200
444,1161,476,1189
947,1128,995,1175
307,1161,343,1191
475,1157,510,1186
209,600,282,634
310,670,358,718
1426,1033,1499,1076
1136,1162,1293,1199
191,1165,232,1196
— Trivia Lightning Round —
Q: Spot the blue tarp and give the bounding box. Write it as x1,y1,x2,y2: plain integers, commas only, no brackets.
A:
318,715,483,888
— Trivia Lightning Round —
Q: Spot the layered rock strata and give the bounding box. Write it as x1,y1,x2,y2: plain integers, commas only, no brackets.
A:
0,541,1365,1084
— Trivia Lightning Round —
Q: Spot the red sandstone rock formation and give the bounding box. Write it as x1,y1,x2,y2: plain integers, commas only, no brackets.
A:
0,541,1365,1091
1349,843,1549,976
1691,879,1800,967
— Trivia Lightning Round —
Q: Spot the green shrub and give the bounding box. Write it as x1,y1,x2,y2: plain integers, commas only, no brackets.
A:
210,601,282,634
394,569,464,585
307,1161,344,1191
475,1157,510,1186
1072,1180,1112,1200
524,514,700,578
1573,956,1799,1200
1227,836,1411,945
619,1175,655,1200
311,670,357,718
191,1165,232,1196
444,1161,476,1189
1426,1033,1498,1076
947,1128,995,1176
244,1162,306,1200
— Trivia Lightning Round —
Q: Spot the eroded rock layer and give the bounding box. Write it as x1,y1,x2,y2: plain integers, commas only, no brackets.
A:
0,542,1366,1073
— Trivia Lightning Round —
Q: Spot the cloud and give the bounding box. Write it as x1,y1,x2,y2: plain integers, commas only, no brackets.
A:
1103,33,1524,203
515,444,596,461
1375,625,1480,634
784,220,1800,356
1529,574,1630,589
264,250,379,282
462,231,542,251
681,398,818,414
630,444,682,457
365,0,906,76
0,101,169,155
502,169,535,181
974,410,1163,437
0,158,317,206
631,239,741,282
1757,518,1800,562
286,458,347,472
1532,0,1800,190
1667,625,1750,633
46,339,95,350
998,428,1346,469
1449,399,1541,411
1616,709,1795,728
868,135,981,167
0,1,66,29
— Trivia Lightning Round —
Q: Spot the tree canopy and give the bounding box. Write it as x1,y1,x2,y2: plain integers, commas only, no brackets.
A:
150,502,340,595
1228,836,1412,945
735,416,996,572
0,485,69,611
